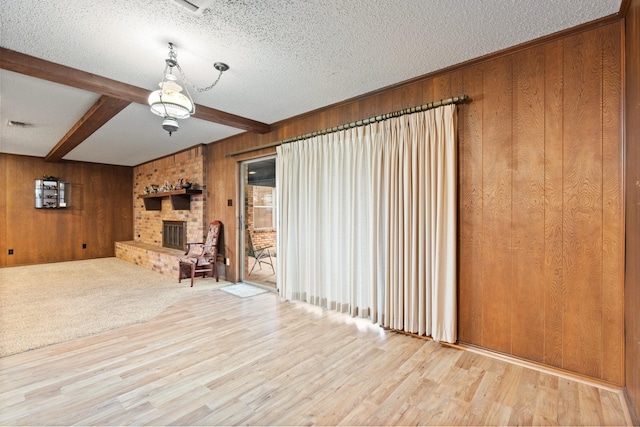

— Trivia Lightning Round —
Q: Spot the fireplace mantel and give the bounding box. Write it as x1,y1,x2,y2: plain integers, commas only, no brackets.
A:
139,189,202,211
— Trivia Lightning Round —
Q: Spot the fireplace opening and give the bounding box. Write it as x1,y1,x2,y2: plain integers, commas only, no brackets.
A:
163,220,186,251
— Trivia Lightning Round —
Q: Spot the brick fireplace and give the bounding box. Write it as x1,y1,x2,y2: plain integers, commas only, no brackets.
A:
115,145,208,278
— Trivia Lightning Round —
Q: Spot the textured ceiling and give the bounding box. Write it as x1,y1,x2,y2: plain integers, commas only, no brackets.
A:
0,0,623,166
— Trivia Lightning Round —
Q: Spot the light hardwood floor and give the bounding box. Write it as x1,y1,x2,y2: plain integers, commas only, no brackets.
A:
0,290,631,426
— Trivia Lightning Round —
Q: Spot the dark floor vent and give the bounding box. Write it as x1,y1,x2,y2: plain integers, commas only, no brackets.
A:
163,221,186,251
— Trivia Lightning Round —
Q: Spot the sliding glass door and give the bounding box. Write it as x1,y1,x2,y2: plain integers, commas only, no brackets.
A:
240,156,277,289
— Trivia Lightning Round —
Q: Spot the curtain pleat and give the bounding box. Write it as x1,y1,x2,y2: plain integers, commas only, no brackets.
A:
276,105,457,342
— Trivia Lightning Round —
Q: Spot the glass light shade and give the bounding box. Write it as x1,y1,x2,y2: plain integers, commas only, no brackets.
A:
148,82,194,119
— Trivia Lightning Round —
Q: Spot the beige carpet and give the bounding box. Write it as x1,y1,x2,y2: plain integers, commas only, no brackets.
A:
0,257,230,357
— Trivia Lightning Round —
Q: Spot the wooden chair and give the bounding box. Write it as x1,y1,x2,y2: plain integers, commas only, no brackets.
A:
179,220,222,287
247,232,274,275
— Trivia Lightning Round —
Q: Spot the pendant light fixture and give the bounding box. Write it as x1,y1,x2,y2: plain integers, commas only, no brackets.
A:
148,42,229,136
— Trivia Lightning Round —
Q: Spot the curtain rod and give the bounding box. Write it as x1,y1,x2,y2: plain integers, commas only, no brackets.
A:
225,94,468,157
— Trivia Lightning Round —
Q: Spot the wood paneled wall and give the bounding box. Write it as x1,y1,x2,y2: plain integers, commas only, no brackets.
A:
458,22,624,384
207,21,624,384
625,0,640,419
0,154,133,267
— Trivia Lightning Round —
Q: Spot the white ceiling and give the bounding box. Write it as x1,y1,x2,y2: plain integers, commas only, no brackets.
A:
0,0,622,166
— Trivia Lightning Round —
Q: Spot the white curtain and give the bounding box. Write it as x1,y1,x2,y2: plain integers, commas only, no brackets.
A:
276,104,457,342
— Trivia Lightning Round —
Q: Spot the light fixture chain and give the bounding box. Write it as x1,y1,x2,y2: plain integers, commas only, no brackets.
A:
176,63,224,93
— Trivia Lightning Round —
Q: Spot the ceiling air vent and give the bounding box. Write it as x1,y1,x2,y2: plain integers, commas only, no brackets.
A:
7,120,30,128
171,0,212,13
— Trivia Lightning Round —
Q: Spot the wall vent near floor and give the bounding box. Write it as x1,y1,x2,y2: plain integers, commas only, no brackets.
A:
163,221,186,251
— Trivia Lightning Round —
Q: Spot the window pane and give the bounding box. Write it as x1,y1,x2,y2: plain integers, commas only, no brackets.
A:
254,207,273,229
253,186,273,206
253,186,275,230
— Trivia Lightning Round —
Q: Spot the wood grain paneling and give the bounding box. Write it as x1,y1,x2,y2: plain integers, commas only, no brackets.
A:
562,28,604,380
0,154,133,267
208,141,242,283
420,79,435,105
543,39,565,370
358,91,394,122
432,74,452,100
206,21,624,385
625,0,640,418
511,45,546,363
82,162,134,259
457,66,484,345
600,21,624,386
392,81,423,111
480,55,513,355
5,156,78,263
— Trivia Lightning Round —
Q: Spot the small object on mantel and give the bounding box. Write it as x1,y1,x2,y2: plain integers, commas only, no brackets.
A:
162,180,173,192
175,178,193,189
